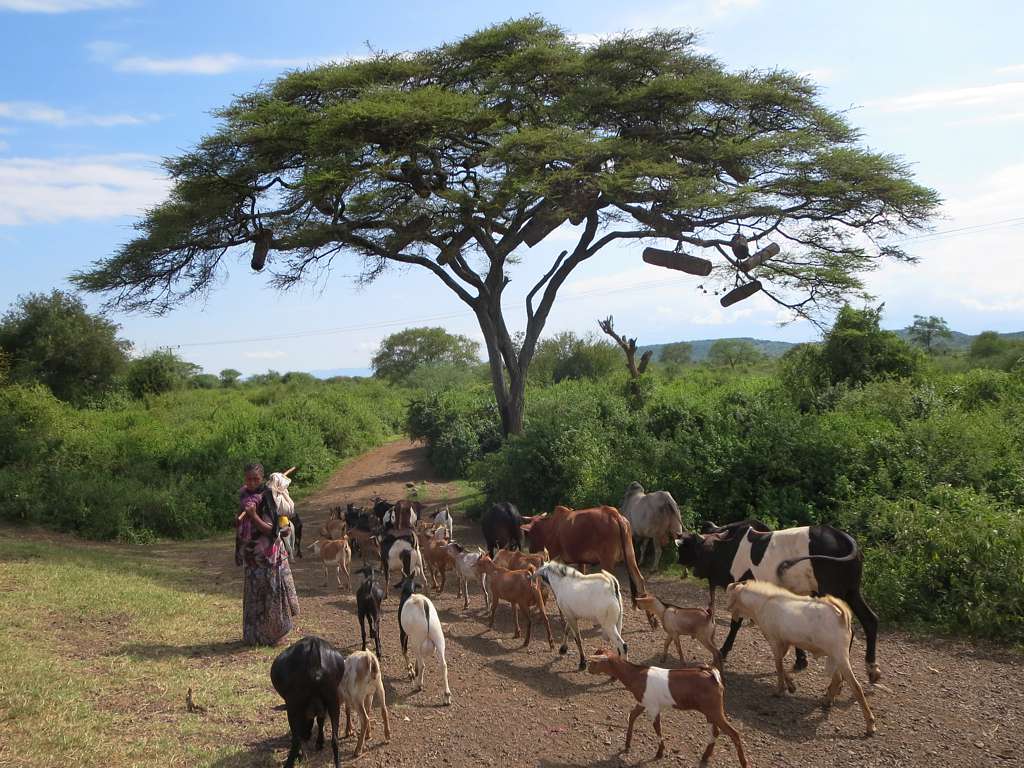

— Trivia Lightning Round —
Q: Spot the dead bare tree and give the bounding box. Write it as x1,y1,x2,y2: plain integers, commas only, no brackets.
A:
598,316,652,379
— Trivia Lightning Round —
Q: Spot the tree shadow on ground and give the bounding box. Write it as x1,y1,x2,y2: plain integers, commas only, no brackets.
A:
112,639,254,661
486,655,612,697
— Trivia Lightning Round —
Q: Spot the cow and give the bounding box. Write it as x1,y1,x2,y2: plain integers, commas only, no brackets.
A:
675,522,881,683
521,505,652,625
481,501,524,556
269,636,346,768
620,482,683,571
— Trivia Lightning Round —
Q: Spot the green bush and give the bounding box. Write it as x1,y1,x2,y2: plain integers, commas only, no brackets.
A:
408,387,501,477
0,378,405,541
856,488,1024,640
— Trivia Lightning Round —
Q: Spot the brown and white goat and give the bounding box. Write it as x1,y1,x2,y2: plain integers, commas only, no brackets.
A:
340,650,391,757
726,580,875,736
309,538,351,588
444,542,489,610
475,554,554,649
636,593,721,669
586,649,749,766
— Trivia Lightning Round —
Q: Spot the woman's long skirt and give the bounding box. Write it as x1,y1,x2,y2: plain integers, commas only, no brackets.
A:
242,557,299,646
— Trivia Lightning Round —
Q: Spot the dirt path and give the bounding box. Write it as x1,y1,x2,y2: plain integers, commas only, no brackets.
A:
207,441,1024,766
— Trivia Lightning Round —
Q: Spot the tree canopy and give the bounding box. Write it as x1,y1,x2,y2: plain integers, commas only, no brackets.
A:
126,349,199,398
372,326,480,384
72,16,939,434
660,341,693,366
707,338,763,368
0,290,130,404
908,315,952,354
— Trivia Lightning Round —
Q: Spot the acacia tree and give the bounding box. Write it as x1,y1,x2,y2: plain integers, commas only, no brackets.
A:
72,18,938,435
372,326,481,383
707,338,763,369
908,314,951,353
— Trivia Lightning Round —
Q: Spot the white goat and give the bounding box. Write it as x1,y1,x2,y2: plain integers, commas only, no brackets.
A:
340,650,391,757
387,539,424,586
399,592,452,705
444,542,490,610
431,506,454,540
725,580,875,736
535,562,626,670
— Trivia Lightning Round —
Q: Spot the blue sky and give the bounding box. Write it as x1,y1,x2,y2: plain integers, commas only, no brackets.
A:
2,0,1023,375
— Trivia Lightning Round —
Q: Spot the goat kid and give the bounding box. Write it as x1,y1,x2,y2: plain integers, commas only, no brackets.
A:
636,593,721,669
355,565,385,660
444,542,489,610
475,554,554,649
310,538,351,588
586,649,749,767
341,650,391,757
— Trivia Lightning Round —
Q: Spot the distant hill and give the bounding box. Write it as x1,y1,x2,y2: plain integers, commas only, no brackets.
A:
639,337,798,362
641,329,1024,362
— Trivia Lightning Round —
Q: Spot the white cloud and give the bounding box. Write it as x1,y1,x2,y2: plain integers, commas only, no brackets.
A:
86,39,129,61
0,100,158,127
243,350,287,360
690,306,754,325
995,64,1024,76
0,0,133,11
871,80,1024,112
0,154,169,226
948,110,1024,127
113,52,350,75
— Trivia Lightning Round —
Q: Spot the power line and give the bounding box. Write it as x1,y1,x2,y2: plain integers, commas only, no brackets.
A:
176,214,1024,349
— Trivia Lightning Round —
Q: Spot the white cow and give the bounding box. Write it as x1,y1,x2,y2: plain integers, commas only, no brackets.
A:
621,482,683,570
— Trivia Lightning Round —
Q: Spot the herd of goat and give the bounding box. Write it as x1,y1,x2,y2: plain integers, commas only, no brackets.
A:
270,484,882,768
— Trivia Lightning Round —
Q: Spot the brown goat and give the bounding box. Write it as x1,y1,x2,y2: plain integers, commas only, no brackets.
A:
475,554,554,649
417,530,455,593
636,593,721,668
493,547,549,572
341,650,391,757
586,649,748,766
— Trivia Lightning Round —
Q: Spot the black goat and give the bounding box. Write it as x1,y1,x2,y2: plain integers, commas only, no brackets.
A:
270,636,346,768
355,565,385,660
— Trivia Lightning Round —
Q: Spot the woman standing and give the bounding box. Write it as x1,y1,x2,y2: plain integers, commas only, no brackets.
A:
235,462,299,645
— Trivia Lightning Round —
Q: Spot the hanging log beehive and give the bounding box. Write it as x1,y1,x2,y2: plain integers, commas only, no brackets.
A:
720,279,762,307
642,247,713,276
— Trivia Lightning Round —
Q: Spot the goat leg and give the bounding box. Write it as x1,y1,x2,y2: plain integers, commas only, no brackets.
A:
624,704,644,753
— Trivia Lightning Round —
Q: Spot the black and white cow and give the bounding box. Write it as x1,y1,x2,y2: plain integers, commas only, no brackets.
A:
676,521,881,683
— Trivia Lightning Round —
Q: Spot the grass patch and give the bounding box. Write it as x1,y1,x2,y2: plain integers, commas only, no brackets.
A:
0,537,285,768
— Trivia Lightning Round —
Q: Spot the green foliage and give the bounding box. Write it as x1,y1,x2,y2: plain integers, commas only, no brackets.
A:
407,387,501,477
969,331,1024,371
659,341,692,365
908,314,952,353
781,306,921,410
372,327,481,385
855,488,1024,640
126,349,196,398
706,338,763,369
529,332,620,385
419,357,1024,641
190,373,220,389
820,305,920,386
219,368,242,387
0,378,405,541
0,290,130,404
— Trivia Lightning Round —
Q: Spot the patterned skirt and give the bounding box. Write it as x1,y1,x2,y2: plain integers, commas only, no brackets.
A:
242,557,299,646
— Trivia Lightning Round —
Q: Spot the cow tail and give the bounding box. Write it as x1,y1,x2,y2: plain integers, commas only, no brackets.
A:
777,528,860,576
612,575,623,634
617,515,641,609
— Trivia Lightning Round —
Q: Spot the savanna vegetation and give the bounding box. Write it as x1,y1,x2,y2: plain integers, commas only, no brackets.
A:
0,291,406,542
409,307,1024,643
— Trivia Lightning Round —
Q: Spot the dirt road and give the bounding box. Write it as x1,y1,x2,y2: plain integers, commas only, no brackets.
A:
220,440,1023,767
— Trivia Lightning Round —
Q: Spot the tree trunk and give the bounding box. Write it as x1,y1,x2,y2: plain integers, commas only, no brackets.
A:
475,297,528,437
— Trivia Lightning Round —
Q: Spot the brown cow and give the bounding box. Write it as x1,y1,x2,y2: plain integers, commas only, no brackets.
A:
521,506,653,623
